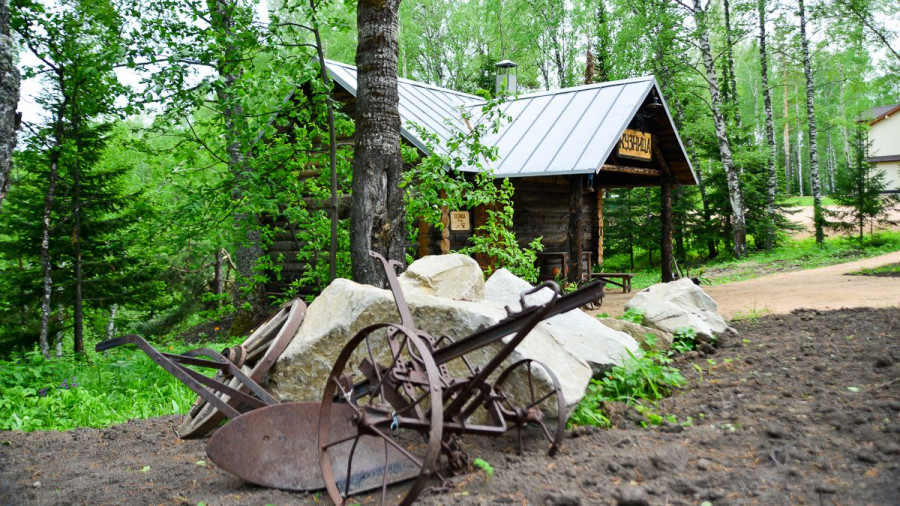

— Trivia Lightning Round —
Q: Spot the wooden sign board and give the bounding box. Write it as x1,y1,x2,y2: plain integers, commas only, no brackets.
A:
449,211,471,231
618,129,652,161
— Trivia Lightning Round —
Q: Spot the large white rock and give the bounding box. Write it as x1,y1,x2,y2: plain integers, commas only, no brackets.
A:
624,278,737,341
483,269,640,375
269,278,593,411
399,253,484,301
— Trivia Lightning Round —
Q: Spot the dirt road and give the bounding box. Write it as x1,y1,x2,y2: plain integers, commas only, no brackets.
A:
593,250,900,319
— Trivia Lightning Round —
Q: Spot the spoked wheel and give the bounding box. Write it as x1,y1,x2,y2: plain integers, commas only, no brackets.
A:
493,359,566,456
319,323,444,506
177,299,306,438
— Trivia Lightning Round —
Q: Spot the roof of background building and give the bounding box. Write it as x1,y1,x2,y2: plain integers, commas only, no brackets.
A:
860,103,900,125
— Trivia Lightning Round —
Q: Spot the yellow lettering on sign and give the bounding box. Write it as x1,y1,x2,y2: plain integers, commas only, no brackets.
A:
618,129,652,161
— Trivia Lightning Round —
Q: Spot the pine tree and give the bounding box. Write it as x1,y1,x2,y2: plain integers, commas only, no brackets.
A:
827,124,900,242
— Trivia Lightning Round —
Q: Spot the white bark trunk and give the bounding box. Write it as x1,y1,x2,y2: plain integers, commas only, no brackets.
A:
0,0,20,211
758,0,777,249
693,0,746,257
105,304,118,340
799,0,824,243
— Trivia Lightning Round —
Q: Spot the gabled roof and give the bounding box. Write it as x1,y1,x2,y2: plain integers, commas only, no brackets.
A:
862,103,900,126
325,60,695,185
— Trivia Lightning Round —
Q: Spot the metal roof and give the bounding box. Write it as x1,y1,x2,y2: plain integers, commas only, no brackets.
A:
326,60,481,157
325,60,695,182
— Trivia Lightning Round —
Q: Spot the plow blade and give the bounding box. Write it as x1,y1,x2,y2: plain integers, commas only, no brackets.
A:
207,402,418,493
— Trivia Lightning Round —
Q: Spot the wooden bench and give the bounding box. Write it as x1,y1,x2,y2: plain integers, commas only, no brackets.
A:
589,272,634,293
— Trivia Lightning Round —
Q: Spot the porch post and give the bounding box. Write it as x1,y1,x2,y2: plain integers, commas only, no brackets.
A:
661,181,674,282
568,175,584,282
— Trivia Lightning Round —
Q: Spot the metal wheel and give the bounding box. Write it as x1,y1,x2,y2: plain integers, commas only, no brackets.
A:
319,323,444,506
177,298,306,438
493,359,566,456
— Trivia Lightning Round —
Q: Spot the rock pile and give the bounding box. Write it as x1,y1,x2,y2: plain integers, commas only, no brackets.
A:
268,254,639,410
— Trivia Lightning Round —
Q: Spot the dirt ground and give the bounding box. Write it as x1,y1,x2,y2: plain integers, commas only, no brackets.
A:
2,305,898,505
595,250,900,320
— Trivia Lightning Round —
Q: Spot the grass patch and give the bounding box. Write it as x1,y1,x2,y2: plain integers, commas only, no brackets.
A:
784,196,838,207
697,231,900,284
0,336,243,431
848,262,900,276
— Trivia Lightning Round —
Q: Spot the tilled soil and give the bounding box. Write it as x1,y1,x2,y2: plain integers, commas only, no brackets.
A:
2,307,899,505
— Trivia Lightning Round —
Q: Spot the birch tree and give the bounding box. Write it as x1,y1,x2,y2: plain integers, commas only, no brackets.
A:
758,0,777,249
798,0,825,244
686,0,747,257
0,0,18,212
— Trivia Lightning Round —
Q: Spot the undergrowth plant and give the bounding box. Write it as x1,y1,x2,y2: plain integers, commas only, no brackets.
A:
0,337,242,431
568,335,686,428
671,326,698,353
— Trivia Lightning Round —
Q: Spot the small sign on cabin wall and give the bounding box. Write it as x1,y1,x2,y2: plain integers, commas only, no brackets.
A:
618,129,652,161
450,211,471,231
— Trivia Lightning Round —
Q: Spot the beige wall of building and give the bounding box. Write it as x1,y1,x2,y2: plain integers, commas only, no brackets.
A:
868,108,900,192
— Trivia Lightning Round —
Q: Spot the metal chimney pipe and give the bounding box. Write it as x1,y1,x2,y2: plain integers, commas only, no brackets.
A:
495,60,518,96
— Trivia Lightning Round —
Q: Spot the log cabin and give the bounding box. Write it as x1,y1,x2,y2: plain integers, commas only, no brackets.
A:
266,61,696,296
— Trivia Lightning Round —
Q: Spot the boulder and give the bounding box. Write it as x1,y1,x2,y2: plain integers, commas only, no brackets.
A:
597,318,673,352
269,279,593,411
399,253,484,301
624,278,736,341
484,269,640,375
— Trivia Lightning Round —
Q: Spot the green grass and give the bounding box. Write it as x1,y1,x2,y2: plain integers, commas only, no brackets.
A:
849,262,900,276
0,336,243,431
697,231,900,285
784,195,838,206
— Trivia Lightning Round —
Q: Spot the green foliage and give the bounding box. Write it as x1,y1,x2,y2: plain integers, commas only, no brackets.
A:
402,93,542,282
0,337,240,431
568,348,686,428
671,327,698,354
849,263,900,276
619,308,645,325
472,458,494,479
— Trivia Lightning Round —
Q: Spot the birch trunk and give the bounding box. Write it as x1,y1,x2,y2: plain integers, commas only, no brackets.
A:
0,0,19,212
723,0,741,127
105,304,117,340
55,305,64,358
693,0,746,257
783,67,791,194
38,150,61,357
350,0,406,287
798,0,824,244
758,0,777,250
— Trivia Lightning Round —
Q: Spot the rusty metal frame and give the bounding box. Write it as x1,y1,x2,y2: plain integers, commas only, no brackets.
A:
96,334,278,419
318,252,606,505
